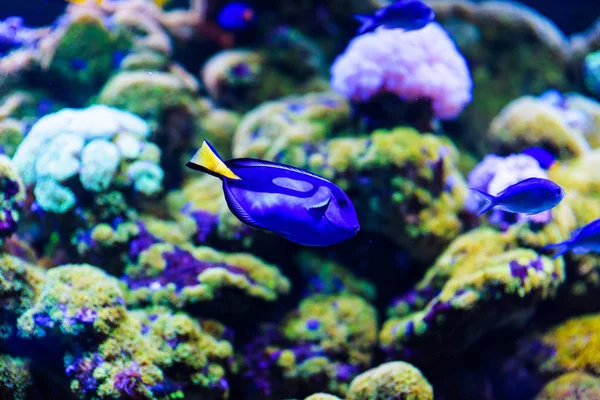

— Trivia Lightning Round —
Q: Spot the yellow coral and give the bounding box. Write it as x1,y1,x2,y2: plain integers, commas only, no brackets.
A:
535,313,600,375
346,361,433,400
489,96,590,158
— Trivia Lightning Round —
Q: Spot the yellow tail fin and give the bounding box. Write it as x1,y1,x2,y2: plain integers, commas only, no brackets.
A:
187,141,241,180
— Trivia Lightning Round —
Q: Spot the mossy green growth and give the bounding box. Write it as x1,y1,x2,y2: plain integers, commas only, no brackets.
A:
488,96,591,159
129,306,236,398
50,13,132,103
0,255,46,339
0,119,25,157
0,354,33,400
232,91,352,162
282,294,378,370
296,252,376,300
535,372,600,400
17,265,128,339
380,248,564,364
346,361,433,400
98,71,199,132
530,313,600,375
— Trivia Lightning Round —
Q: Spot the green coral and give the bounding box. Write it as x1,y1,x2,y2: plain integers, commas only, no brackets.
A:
201,50,328,112
488,95,600,158
245,294,377,398
0,120,25,157
17,265,128,339
380,247,564,364
232,91,352,162
525,313,600,375
44,10,132,103
0,255,46,339
0,355,33,400
98,70,198,132
296,252,376,300
346,361,433,400
535,372,600,400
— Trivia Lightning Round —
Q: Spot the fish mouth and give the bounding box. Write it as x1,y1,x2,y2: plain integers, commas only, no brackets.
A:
353,224,360,234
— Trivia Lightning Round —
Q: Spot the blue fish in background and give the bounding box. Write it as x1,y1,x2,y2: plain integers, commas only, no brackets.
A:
217,2,256,31
354,0,435,35
186,141,360,246
521,147,557,170
470,177,565,216
542,218,600,259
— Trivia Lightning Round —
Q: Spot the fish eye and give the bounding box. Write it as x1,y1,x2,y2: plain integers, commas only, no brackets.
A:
337,197,347,208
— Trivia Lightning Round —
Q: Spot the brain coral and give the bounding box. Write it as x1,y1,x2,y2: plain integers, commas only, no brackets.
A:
330,23,472,120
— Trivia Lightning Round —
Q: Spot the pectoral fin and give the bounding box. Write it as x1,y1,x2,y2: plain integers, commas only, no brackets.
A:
305,195,331,219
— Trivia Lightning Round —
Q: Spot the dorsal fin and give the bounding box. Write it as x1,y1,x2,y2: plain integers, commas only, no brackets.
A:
186,140,241,180
226,158,329,183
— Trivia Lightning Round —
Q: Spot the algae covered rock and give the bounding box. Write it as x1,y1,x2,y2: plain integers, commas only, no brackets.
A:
243,293,378,399
381,235,565,364
488,92,600,158
535,372,600,400
346,361,433,400
123,242,291,318
0,354,33,400
232,91,352,162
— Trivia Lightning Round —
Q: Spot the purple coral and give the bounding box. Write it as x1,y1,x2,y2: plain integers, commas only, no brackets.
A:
330,23,472,120
113,363,144,398
124,246,254,291
466,154,551,229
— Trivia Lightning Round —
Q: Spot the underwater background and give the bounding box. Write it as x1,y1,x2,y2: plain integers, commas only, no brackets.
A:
1,0,600,399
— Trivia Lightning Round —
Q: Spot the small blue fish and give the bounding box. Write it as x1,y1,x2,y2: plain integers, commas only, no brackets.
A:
521,147,557,170
217,2,255,31
354,0,435,35
542,219,600,259
470,177,565,217
186,140,360,246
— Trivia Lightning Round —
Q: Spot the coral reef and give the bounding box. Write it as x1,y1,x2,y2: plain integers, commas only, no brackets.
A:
381,239,564,364
123,243,291,317
0,258,237,399
0,354,33,400
4,0,600,399
346,361,433,400
488,92,600,157
232,91,352,161
281,127,468,263
534,372,600,400
243,294,377,398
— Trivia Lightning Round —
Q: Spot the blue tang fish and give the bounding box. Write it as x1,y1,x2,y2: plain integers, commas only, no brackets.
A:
186,141,360,246
542,218,600,259
470,177,565,217
521,147,557,170
354,0,435,35
217,2,255,31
